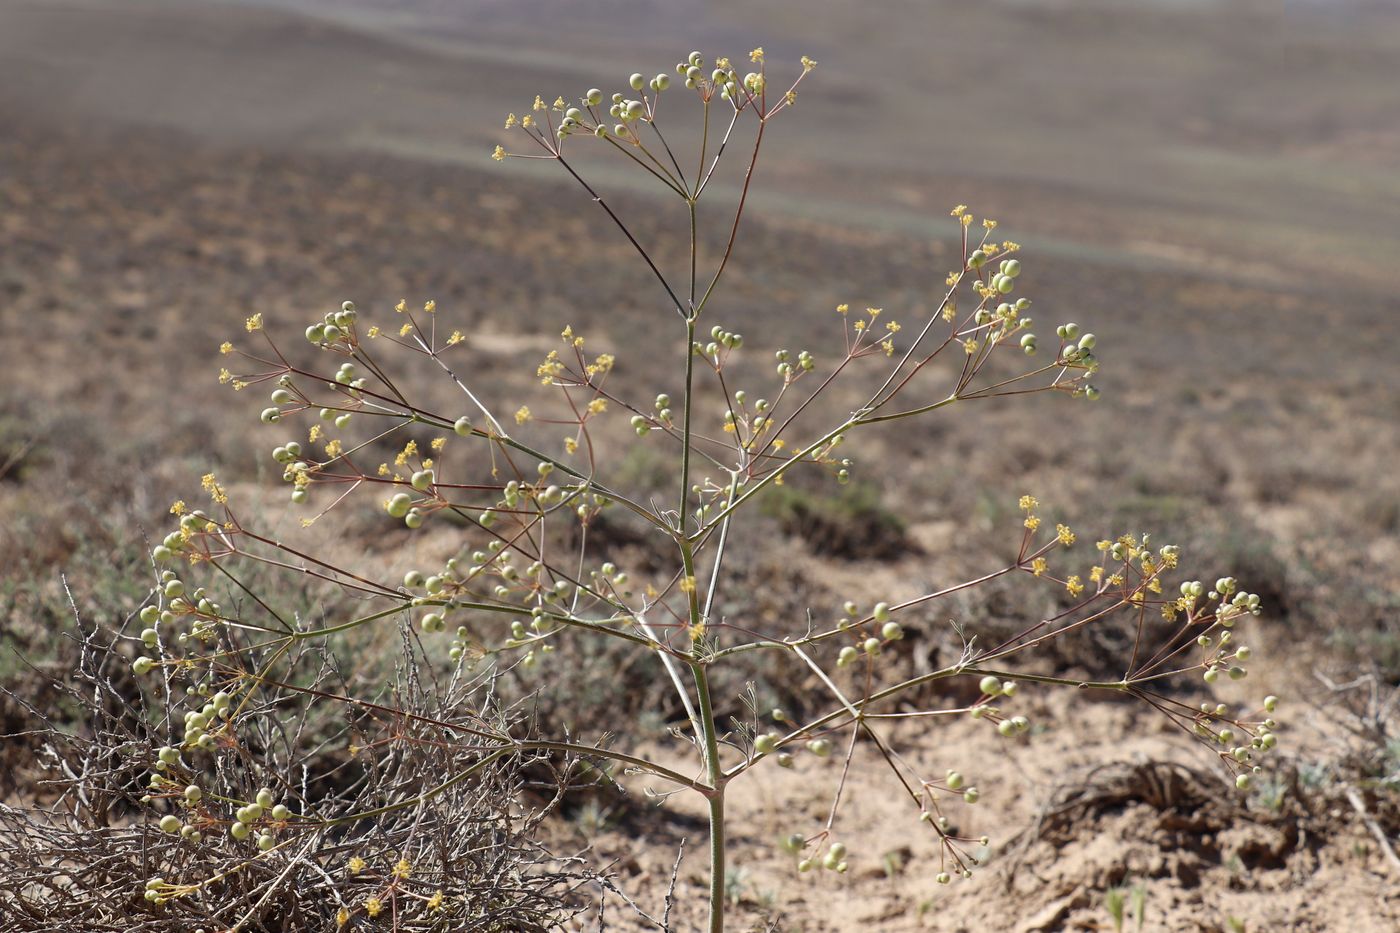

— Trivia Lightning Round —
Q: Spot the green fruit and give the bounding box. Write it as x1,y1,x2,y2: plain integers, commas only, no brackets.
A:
630,73,645,90
411,470,435,491
978,675,1001,696
230,821,251,840
454,416,473,436
385,493,412,518
257,833,276,851
140,606,160,626
159,815,182,834
754,734,778,756
271,804,291,820
133,657,156,676
404,509,424,529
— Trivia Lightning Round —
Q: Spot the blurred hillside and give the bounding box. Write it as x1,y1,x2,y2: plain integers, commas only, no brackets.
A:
1,1,1399,928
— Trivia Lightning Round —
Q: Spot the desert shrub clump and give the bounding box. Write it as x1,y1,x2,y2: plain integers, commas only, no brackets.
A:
111,49,1282,931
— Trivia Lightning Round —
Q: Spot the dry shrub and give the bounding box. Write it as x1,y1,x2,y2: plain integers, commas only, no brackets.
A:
0,597,586,932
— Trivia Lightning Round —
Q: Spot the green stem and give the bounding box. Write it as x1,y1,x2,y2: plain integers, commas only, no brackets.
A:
678,315,697,531
681,537,726,932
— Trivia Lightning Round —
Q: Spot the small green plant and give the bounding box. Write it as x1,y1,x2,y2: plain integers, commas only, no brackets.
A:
1106,885,1126,932
1108,881,1148,932
123,48,1282,931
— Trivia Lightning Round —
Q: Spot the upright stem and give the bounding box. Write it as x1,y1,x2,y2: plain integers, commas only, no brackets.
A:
682,537,726,933
691,659,726,933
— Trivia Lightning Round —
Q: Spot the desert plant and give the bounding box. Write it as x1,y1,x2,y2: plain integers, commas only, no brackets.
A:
120,49,1282,931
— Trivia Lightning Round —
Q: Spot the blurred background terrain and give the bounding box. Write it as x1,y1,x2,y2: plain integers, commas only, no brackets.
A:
2,0,1399,929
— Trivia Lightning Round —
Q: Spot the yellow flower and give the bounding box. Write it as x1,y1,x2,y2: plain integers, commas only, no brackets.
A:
950,205,968,217
395,299,407,313
1065,575,1084,597
1056,524,1076,547
392,858,412,880
377,463,389,476
169,500,186,516
750,47,764,62
963,338,978,355
836,303,849,315
982,218,998,230
365,897,382,918
514,406,531,424
348,855,366,874
219,341,233,354
336,906,351,926
1031,557,1047,577
1019,495,1039,511
424,300,436,313
800,55,817,72
309,424,323,443
427,891,444,910
586,398,607,414
244,313,263,332
564,437,578,455
492,145,506,161
522,114,535,128
553,96,567,110
680,575,696,594
1089,566,1104,583
218,368,232,385
1024,515,1041,532
323,439,342,458
399,323,413,336
504,113,518,129
200,473,227,505
367,325,380,338
447,330,464,345
532,95,545,112
430,437,446,451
